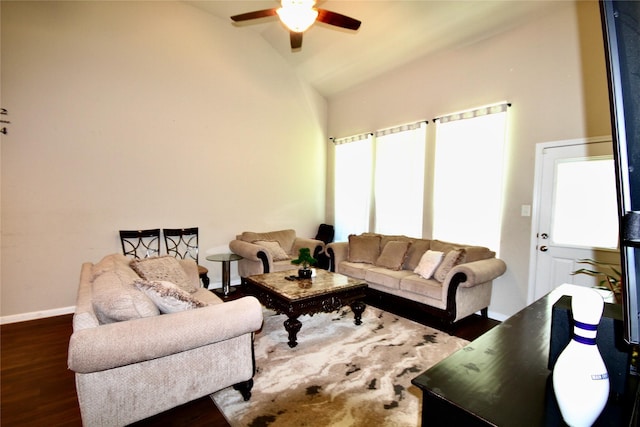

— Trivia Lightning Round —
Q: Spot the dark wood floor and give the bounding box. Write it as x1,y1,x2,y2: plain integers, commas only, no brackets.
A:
1,289,499,426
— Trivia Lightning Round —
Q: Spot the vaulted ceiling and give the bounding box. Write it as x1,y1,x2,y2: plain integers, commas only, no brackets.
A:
187,1,558,98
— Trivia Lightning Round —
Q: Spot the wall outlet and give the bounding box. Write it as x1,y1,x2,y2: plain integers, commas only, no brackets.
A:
521,204,531,217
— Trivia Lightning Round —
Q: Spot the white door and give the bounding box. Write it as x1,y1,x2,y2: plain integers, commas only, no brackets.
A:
530,138,620,302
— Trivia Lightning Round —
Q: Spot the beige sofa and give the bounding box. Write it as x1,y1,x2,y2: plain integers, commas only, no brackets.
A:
68,254,263,426
327,233,506,327
229,229,325,278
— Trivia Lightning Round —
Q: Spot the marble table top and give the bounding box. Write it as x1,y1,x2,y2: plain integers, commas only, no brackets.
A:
247,269,366,300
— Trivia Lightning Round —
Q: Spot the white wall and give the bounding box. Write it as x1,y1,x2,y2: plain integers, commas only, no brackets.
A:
1,1,327,319
326,1,612,319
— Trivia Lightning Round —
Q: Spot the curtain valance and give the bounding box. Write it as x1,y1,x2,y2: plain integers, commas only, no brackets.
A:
435,102,510,124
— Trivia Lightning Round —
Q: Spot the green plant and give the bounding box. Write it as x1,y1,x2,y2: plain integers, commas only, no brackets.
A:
291,247,317,270
571,258,622,302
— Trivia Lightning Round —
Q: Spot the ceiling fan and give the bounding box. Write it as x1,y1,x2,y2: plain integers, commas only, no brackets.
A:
230,0,361,50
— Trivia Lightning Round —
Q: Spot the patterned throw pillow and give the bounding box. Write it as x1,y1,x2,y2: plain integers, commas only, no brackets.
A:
134,280,206,314
375,241,412,271
130,256,197,293
253,240,290,261
413,250,445,279
433,249,466,282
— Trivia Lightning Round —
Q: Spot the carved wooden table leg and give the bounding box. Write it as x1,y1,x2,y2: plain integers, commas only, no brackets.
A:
351,301,366,325
284,316,302,348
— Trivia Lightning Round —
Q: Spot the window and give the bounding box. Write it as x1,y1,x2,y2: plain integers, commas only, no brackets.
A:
374,123,426,236
552,156,618,249
334,135,373,242
432,104,508,251
333,123,426,241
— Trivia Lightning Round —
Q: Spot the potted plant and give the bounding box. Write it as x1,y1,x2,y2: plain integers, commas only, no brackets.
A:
571,258,622,304
291,247,317,279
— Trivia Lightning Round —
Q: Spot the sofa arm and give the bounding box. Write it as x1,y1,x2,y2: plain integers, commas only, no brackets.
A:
446,258,507,288
68,296,263,374
292,237,325,259
229,239,268,263
326,242,349,272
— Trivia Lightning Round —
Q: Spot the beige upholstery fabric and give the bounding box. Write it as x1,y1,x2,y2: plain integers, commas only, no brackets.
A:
253,240,290,261
134,280,207,313
375,240,411,271
92,270,159,324
69,257,264,426
131,256,197,293
364,267,413,290
433,249,466,282
348,234,381,264
241,229,296,254
399,275,443,300
328,233,507,324
403,239,431,271
231,230,324,277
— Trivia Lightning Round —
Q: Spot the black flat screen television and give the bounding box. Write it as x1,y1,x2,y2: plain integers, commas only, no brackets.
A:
601,0,640,344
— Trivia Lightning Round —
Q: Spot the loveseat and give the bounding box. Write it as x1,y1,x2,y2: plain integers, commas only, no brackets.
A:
229,229,325,278
67,254,263,426
327,233,507,327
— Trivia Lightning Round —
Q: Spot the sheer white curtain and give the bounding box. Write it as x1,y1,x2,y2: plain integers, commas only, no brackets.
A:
334,135,373,242
433,104,508,252
374,122,426,236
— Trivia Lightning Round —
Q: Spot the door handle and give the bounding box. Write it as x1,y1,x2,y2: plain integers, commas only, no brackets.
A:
540,245,548,252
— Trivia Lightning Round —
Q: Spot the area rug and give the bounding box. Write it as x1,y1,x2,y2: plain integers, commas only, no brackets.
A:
211,306,468,427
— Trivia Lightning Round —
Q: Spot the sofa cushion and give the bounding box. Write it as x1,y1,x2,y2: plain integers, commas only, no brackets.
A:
375,240,411,270
130,256,197,293
134,280,207,314
364,267,413,290
348,234,381,264
253,240,290,261
92,270,160,324
433,249,466,282
403,239,431,271
414,250,444,279
338,261,374,280
241,229,296,254
400,274,443,300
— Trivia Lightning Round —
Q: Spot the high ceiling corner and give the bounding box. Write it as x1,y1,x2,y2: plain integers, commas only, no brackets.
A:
186,1,558,98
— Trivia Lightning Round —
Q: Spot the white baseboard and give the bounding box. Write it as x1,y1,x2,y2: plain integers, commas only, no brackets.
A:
1,306,75,325
1,278,245,325
487,310,509,322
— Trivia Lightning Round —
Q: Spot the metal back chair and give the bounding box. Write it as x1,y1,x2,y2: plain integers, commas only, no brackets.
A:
119,229,161,259
163,227,210,288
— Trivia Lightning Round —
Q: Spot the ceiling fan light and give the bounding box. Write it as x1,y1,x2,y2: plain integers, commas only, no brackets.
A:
276,3,318,33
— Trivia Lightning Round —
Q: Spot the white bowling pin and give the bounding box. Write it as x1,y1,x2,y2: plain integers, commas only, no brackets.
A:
552,287,610,427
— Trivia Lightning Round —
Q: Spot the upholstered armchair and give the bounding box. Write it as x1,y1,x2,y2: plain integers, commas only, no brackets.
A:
229,229,324,278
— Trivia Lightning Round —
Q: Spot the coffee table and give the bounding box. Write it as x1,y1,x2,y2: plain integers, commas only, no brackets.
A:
243,269,368,347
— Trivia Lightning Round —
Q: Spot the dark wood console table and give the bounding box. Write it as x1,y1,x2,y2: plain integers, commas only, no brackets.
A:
412,286,639,426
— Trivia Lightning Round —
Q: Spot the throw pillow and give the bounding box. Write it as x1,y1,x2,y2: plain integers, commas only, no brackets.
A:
375,241,412,271
92,270,160,324
403,239,432,271
348,234,381,264
130,256,198,293
253,240,290,261
414,250,445,279
134,280,206,314
433,249,467,282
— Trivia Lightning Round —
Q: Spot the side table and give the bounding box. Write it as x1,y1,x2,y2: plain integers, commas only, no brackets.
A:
206,253,242,298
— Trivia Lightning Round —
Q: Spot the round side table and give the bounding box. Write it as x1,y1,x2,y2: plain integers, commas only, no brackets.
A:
206,253,242,298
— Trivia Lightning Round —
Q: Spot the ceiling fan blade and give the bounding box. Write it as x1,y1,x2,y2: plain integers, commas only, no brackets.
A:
231,8,278,22
290,31,303,49
316,9,361,31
